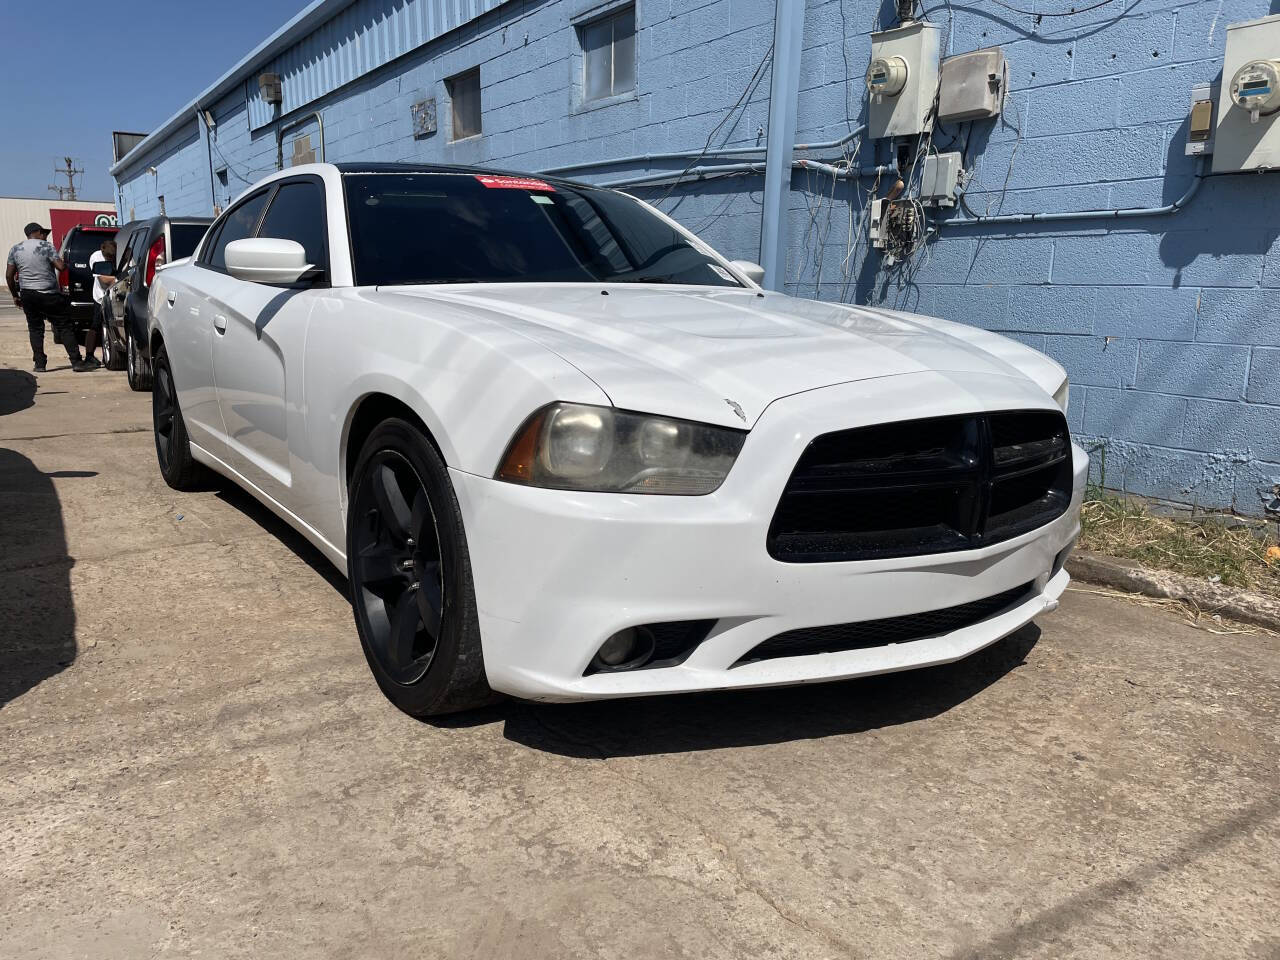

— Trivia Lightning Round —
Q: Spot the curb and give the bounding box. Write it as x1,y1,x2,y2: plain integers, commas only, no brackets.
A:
1065,550,1280,633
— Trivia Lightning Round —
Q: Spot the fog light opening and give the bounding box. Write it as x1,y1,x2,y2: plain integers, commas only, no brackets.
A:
590,626,657,673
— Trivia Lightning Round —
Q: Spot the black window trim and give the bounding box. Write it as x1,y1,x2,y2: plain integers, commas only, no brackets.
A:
196,177,330,286
253,173,332,288
195,187,273,274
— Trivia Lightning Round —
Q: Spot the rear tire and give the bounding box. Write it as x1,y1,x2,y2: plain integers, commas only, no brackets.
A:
346,418,496,716
126,326,153,391
152,345,205,490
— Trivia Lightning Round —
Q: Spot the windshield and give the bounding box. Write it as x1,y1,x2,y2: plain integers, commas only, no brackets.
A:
343,172,743,288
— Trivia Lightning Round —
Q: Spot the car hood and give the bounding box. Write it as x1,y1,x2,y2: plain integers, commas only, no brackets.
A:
375,284,1066,429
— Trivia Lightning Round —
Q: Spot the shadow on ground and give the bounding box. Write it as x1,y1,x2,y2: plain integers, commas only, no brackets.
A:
442,625,1042,758
215,481,348,595
0,367,37,417
197,420,1041,758
0,369,76,708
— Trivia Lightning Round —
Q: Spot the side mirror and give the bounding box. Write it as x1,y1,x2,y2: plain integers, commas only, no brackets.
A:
225,238,316,285
729,260,766,285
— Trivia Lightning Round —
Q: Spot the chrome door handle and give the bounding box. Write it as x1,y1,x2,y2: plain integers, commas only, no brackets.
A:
166,291,176,306
213,314,228,334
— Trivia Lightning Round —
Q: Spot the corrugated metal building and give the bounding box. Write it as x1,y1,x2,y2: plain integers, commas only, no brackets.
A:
110,0,1280,518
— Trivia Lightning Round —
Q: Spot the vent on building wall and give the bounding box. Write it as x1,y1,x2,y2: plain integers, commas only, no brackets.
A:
411,97,437,138
258,72,283,106
290,135,316,166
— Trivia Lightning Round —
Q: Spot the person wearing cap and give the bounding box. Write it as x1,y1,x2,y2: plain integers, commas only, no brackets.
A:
6,222,90,372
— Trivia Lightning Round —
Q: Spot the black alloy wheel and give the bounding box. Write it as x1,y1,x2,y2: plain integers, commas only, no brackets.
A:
346,419,493,715
151,346,203,490
350,451,445,685
153,360,176,472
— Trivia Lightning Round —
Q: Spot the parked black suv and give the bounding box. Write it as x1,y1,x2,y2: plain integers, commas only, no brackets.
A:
102,216,211,388
58,224,119,323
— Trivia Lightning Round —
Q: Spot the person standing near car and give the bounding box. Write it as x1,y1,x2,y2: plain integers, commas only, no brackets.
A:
87,239,117,366
5,222,88,372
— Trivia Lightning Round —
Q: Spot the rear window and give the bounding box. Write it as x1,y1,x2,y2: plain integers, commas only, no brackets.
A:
68,231,112,264
170,223,208,260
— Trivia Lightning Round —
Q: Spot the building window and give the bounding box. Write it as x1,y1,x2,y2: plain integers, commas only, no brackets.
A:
582,6,636,102
447,68,482,140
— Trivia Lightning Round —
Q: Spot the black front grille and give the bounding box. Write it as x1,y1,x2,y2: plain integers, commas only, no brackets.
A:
736,582,1033,664
768,410,1071,563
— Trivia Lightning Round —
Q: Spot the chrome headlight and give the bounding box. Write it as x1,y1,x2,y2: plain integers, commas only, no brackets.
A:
1052,379,1069,414
497,403,746,495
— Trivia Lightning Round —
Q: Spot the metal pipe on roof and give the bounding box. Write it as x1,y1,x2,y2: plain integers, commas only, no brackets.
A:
276,111,327,171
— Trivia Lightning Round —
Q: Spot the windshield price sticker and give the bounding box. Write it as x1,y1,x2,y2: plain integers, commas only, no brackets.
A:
475,175,556,192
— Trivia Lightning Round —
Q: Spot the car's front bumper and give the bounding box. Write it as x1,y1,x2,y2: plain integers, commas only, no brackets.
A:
452,372,1086,703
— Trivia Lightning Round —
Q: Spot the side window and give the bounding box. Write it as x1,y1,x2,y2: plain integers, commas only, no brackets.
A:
207,191,271,270
116,230,142,273
198,218,225,265
255,180,328,274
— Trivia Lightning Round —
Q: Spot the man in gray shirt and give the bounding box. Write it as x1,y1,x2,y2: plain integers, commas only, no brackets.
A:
6,222,88,372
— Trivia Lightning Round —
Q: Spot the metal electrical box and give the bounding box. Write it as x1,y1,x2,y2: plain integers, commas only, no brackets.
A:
866,22,941,139
921,151,962,206
938,48,1007,124
869,198,889,249
1186,83,1216,156
1213,14,1280,173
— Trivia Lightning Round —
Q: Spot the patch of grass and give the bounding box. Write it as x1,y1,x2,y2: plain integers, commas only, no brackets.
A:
1079,490,1280,598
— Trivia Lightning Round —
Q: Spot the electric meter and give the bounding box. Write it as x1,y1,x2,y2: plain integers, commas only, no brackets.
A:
866,56,909,100
1230,59,1280,123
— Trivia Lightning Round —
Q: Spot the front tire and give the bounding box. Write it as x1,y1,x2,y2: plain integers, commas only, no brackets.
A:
152,345,205,490
346,419,494,716
126,326,153,391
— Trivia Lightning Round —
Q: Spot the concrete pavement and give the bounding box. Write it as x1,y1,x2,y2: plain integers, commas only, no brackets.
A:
1,303,1277,959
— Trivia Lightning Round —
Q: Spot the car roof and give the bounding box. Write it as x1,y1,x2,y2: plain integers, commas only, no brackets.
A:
332,161,508,175
329,161,588,189
118,216,212,231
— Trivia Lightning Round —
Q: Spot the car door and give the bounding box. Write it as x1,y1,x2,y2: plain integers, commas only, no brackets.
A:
210,176,329,510
118,225,151,342
177,191,272,460
125,222,158,332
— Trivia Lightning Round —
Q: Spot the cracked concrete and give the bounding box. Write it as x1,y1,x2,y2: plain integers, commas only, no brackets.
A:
1,304,1277,959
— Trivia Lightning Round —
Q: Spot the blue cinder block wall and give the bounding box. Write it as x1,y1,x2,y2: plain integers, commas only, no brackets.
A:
113,0,1280,517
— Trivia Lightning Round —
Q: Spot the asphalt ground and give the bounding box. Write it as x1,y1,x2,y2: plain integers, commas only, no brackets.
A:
1,302,1277,959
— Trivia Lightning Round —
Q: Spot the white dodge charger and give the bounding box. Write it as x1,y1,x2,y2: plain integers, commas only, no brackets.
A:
148,162,1085,715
